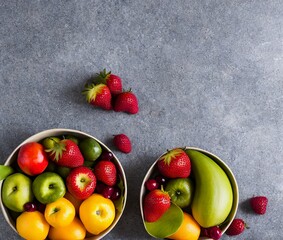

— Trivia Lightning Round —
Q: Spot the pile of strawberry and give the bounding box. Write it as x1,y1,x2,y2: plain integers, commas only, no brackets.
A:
82,69,139,114
43,135,124,202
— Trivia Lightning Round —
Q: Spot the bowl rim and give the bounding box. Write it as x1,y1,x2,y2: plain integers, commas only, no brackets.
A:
0,128,128,240
139,146,239,238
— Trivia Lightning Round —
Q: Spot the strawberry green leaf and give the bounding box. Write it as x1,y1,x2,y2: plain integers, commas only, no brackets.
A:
94,69,111,84
45,140,66,161
160,148,184,165
82,83,97,103
144,202,183,238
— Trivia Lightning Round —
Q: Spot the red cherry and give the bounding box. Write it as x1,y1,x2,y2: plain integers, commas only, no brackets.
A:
24,202,37,212
95,182,107,194
111,187,121,201
36,202,46,213
145,179,159,191
207,226,222,240
102,186,114,199
100,151,114,161
155,175,166,185
201,228,209,237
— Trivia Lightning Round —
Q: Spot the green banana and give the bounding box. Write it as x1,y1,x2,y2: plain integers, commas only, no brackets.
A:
185,149,233,228
0,165,15,181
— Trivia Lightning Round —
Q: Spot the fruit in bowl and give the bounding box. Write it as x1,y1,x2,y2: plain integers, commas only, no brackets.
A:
0,128,127,240
140,147,238,240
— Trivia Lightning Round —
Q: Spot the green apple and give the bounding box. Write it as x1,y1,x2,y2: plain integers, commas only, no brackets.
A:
45,161,57,172
32,172,66,204
79,138,102,162
56,166,71,179
165,178,194,208
65,135,79,145
0,165,15,181
1,173,34,212
42,137,61,149
83,160,95,168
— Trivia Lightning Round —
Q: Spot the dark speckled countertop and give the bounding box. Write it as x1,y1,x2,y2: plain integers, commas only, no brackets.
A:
1,1,283,239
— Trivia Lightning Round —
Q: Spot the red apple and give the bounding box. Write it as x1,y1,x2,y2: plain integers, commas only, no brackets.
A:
66,166,96,200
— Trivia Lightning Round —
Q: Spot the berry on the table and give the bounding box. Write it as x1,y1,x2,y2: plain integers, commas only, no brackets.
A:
82,83,112,110
113,134,132,154
113,90,139,114
95,69,123,96
225,218,247,236
250,195,268,215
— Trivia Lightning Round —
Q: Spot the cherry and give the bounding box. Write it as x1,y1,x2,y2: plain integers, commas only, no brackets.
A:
201,227,210,238
155,175,166,185
102,186,114,199
36,202,46,213
110,187,121,201
206,226,222,240
100,151,114,161
24,202,37,212
95,182,107,194
145,179,159,191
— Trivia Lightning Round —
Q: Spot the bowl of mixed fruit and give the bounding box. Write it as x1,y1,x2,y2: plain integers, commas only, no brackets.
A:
0,128,127,240
140,147,238,240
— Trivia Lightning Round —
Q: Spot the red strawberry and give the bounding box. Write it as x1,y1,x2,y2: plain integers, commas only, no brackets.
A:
93,160,117,186
250,196,268,214
82,83,112,110
45,139,84,168
157,148,191,178
143,188,170,222
95,69,123,96
66,166,96,200
225,218,247,236
113,134,132,153
113,90,139,114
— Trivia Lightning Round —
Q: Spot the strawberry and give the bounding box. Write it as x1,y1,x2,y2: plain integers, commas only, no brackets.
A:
113,134,132,153
113,90,139,114
143,188,170,222
45,139,84,168
225,218,247,236
66,166,96,200
250,196,268,214
93,160,117,186
157,148,191,178
95,69,123,96
82,83,112,110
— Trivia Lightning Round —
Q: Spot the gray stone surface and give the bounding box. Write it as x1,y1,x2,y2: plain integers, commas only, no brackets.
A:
1,1,282,239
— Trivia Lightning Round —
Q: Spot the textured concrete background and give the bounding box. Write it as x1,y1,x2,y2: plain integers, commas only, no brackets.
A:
0,1,282,239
